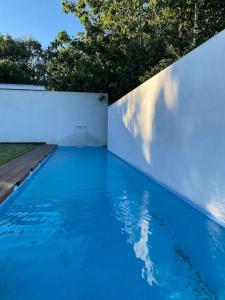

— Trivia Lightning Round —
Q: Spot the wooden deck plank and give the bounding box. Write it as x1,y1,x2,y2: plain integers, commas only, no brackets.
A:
0,144,56,204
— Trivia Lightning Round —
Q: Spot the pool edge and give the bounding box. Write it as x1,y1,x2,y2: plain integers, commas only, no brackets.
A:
108,150,225,229
0,145,57,209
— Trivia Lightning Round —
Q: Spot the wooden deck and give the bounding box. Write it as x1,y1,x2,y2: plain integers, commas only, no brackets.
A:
0,144,56,204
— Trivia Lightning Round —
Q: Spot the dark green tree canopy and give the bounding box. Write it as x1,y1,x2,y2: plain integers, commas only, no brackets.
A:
0,34,45,85
1,1,225,102
46,0,225,103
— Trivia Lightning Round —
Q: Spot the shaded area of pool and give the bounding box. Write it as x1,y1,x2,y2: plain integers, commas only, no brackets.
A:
0,147,224,299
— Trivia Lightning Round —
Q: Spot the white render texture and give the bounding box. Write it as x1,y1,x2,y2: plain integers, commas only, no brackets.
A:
108,29,225,225
0,90,108,146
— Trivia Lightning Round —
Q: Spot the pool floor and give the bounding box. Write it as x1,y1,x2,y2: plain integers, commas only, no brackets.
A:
0,147,225,299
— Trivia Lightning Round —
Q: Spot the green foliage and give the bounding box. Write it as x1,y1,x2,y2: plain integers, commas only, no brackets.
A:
0,60,28,83
45,0,225,103
0,34,46,85
1,1,225,102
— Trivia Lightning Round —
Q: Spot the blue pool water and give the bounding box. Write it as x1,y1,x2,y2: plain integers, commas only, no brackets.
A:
0,147,225,299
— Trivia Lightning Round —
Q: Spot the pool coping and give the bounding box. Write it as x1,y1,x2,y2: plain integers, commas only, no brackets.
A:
0,144,57,205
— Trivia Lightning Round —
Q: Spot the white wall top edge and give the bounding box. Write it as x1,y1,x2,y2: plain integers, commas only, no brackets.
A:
0,90,108,146
0,84,46,91
108,28,225,224
109,29,225,108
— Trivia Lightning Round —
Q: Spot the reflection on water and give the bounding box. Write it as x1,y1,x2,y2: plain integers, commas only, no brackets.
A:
110,185,217,299
134,216,156,286
0,148,224,300
116,190,157,286
107,150,225,299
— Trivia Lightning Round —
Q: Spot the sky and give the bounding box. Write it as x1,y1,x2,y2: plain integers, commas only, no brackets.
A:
0,0,83,47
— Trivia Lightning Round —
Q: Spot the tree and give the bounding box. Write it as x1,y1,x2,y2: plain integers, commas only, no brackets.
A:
46,0,225,103
0,60,29,83
0,34,46,85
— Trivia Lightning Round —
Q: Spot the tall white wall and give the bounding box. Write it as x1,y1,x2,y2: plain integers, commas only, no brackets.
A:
108,29,225,226
0,90,108,146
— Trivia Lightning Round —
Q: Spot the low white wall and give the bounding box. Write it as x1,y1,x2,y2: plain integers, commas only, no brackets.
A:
108,29,225,225
0,90,108,146
0,84,46,91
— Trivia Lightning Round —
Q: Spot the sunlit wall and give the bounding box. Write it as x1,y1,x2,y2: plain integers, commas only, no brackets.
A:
108,29,225,226
0,90,108,146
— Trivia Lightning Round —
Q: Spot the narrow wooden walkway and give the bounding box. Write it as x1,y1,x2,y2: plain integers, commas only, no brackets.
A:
0,144,56,204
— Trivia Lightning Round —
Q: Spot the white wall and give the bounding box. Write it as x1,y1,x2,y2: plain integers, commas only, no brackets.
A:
0,90,108,146
108,29,225,226
0,84,46,91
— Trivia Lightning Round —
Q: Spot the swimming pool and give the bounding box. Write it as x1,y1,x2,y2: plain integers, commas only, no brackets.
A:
0,147,224,299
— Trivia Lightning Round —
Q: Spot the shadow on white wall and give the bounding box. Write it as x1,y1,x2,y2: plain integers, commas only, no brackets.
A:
118,67,179,163
109,33,225,225
59,126,102,146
